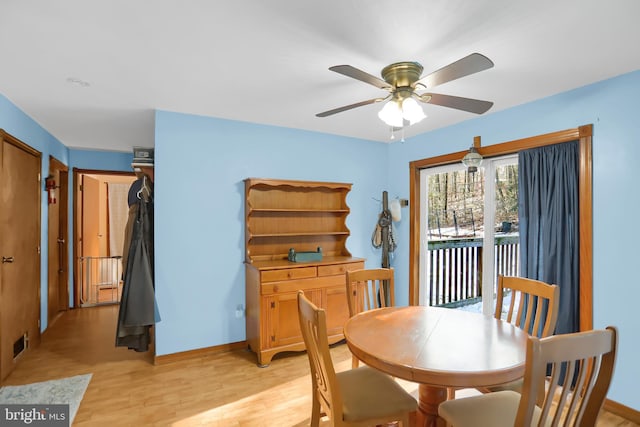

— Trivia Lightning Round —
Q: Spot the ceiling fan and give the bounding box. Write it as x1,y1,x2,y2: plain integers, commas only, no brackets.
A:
316,53,495,128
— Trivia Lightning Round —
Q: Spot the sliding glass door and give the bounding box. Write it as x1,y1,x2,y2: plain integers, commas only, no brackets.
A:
418,155,518,315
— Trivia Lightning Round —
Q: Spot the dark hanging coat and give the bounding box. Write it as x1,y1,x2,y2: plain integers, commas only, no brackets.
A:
116,177,156,352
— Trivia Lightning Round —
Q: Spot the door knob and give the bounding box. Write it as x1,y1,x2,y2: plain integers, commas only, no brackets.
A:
2,256,14,263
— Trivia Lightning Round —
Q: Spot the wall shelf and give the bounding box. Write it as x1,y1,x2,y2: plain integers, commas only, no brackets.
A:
249,208,350,213
249,231,351,238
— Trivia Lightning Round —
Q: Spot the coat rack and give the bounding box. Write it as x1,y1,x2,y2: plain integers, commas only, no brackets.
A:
379,191,392,305
380,191,391,269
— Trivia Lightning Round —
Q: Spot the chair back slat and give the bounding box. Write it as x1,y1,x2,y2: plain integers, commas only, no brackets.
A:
532,297,546,336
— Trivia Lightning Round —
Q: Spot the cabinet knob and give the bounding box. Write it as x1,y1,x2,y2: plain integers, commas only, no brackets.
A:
273,285,279,293
2,256,14,263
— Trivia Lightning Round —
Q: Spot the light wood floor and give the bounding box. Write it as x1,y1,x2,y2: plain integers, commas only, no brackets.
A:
2,306,636,426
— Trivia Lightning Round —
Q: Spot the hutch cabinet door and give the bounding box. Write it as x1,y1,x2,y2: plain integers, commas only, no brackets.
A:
266,290,321,348
324,285,351,337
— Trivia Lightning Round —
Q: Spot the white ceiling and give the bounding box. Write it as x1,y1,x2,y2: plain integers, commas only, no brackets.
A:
1,1,639,153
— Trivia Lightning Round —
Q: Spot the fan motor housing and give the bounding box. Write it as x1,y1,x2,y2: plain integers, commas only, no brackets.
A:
381,62,423,88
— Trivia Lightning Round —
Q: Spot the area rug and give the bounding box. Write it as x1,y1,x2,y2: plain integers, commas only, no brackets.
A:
0,373,92,424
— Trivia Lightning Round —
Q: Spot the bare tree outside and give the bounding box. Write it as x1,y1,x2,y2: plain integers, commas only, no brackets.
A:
424,162,520,309
428,165,519,240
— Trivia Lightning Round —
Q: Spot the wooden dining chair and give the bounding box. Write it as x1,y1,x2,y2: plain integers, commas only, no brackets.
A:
297,290,416,427
478,274,560,394
439,326,618,427
495,275,560,338
345,268,395,367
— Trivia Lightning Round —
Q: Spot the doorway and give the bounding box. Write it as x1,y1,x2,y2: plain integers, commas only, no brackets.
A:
73,169,136,308
47,156,69,326
0,130,41,382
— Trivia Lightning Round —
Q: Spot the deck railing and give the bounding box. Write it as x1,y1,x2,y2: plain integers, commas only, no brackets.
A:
426,235,519,307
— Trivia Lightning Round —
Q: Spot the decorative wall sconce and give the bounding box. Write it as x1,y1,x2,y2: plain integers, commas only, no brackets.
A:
45,175,58,204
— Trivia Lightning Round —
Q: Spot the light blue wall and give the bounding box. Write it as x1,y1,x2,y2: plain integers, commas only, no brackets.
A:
1,95,68,330
153,111,389,355
388,70,640,410
68,149,133,171
0,95,68,164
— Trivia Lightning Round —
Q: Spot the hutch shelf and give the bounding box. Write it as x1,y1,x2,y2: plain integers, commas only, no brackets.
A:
244,178,364,366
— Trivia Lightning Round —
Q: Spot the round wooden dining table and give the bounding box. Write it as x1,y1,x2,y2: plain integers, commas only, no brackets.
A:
343,306,529,427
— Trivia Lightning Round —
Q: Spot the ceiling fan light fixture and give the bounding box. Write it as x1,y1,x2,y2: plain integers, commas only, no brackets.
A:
378,100,404,128
401,97,426,125
317,53,494,135
378,97,426,128
462,146,483,173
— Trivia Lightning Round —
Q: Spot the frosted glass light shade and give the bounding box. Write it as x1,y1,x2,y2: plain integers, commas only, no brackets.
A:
378,101,403,127
401,97,426,125
378,97,426,128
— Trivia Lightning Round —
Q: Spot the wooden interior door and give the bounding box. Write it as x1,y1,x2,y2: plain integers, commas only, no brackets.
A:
59,170,69,308
82,175,101,258
47,157,69,326
0,130,41,382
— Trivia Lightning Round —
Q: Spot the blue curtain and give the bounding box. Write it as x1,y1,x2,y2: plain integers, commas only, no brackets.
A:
518,141,579,335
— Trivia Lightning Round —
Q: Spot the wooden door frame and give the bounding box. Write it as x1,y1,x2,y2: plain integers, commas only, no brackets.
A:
47,156,69,324
409,124,593,331
72,168,135,307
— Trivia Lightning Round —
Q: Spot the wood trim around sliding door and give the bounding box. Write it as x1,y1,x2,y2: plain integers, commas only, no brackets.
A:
408,124,593,331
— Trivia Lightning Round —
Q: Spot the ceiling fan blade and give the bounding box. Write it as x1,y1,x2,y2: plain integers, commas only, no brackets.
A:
316,98,383,117
415,53,494,89
421,93,493,114
329,65,392,90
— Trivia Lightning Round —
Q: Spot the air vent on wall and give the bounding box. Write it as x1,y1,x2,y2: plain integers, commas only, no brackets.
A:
13,333,27,359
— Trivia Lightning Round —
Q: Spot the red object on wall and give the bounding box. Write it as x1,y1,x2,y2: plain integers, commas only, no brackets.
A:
45,176,57,204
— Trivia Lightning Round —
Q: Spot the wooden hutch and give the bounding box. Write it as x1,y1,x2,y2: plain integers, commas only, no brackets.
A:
244,178,364,366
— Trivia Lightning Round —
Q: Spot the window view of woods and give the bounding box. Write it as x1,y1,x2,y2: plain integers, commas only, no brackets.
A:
427,165,519,240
